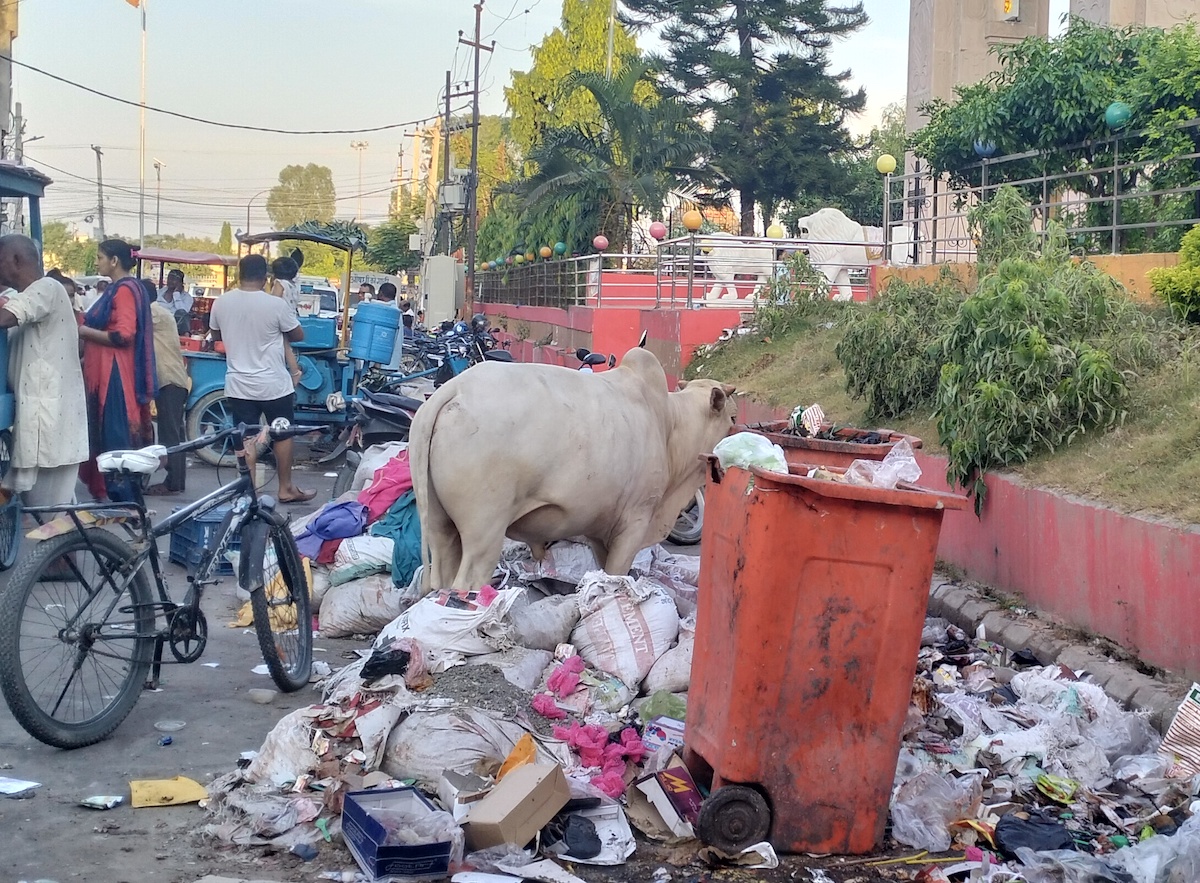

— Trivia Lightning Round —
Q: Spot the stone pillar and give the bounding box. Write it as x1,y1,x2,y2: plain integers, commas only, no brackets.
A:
1070,0,1200,26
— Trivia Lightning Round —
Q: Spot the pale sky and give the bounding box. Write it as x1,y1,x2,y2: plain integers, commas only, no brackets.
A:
10,0,1043,239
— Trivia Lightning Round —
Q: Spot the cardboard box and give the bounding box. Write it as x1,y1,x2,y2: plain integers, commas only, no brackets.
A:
463,764,571,851
642,716,687,752
342,787,456,882
633,760,704,840
438,769,492,823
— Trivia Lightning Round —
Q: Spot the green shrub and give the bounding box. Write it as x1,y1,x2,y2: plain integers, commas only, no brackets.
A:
751,252,839,338
836,270,966,420
1148,224,1200,321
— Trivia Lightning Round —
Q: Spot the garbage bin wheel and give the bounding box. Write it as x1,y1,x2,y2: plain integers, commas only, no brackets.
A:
697,784,771,853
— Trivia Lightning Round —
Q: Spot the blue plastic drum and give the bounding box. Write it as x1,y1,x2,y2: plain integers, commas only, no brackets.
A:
348,302,401,364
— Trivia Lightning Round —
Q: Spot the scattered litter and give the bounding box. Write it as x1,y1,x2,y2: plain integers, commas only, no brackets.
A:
153,719,186,732
201,662,220,668
129,775,208,807
0,776,40,797
699,840,780,869
79,795,124,810
1160,681,1200,776
251,664,270,675
248,688,277,705
158,735,173,746
493,858,587,883
342,787,462,881
290,842,318,861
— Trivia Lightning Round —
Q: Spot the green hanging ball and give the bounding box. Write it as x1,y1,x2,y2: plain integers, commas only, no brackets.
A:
553,241,567,255
1105,101,1132,129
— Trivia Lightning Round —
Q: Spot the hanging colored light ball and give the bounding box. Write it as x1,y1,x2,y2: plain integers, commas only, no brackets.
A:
593,235,610,251
973,140,997,158
876,153,897,175
682,210,703,232
514,254,525,265
505,256,514,265
1106,101,1132,129
649,221,668,240
553,241,567,255
525,252,535,262
540,246,552,259
766,224,785,239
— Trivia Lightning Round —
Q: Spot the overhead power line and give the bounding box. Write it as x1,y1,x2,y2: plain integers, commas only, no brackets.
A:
2,53,448,135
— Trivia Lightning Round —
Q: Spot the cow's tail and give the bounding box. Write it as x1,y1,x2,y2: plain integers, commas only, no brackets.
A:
409,390,454,596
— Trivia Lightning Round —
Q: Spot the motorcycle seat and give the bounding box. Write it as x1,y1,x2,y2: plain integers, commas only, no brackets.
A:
363,389,424,413
483,350,515,362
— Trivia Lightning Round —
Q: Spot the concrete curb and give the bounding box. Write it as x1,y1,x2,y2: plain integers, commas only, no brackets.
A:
928,574,1189,735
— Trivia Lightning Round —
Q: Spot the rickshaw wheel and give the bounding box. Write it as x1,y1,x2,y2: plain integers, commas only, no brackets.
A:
185,391,238,468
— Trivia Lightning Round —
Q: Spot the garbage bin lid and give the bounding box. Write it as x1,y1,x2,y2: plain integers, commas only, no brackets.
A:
741,462,969,512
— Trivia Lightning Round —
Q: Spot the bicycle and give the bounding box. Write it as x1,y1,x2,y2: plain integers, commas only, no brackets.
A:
0,421,322,749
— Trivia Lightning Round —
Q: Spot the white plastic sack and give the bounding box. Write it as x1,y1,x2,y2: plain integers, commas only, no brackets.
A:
844,438,921,490
509,539,654,587
713,432,787,474
468,647,555,692
381,709,569,789
310,566,332,612
331,534,395,586
508,593,581,651
642,629,694,695
570,572,681,691
246,708,320,787
374,588,522,672
353,441,408,493
319,574,410,638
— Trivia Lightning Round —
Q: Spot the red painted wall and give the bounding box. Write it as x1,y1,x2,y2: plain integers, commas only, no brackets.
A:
737,399,1199,680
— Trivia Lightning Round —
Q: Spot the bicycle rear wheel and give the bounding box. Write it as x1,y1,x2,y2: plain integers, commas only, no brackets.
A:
0,529,155,748
249,517,312,692
0,496,21,570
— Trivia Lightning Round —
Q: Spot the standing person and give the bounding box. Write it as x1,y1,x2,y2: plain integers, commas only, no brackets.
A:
78,239,158,503
209,254,314,503
158,268,193,335
377,284,397,305
0,236,89,506
270,256,304,385
357,281,375,303
147,286,191,495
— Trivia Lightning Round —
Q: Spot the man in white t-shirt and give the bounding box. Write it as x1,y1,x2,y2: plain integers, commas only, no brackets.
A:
209,254,314,503
0,234,90,505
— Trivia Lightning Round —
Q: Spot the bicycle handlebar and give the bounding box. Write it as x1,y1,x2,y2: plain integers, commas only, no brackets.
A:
168,422,326,457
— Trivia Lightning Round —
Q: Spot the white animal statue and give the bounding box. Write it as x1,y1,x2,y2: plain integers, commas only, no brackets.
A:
409,348,737,592
793,207,873,301
701,232,776,301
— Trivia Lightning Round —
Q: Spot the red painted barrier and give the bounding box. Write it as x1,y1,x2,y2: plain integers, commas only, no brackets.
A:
736,399,1200,680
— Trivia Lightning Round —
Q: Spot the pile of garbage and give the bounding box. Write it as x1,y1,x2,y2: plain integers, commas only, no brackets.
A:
201,444,1200,882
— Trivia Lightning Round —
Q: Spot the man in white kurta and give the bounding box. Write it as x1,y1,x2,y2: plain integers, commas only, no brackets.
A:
0,234,90,505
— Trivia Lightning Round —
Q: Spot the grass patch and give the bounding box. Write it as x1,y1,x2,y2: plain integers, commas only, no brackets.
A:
690,312,1200,525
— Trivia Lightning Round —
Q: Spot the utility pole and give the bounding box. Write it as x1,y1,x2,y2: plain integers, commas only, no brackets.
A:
138,0,147,245
91,145,107,240
350,140,369,220
459,2,494,302
153,158,165,236
0,0,17,160
606,0,616,79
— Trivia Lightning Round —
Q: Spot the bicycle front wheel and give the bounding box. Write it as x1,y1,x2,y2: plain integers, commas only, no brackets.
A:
249,517,312,692
0,529,155,748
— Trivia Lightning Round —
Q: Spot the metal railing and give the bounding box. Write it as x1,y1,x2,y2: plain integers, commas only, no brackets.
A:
885,120,1200,265
475,235,880,310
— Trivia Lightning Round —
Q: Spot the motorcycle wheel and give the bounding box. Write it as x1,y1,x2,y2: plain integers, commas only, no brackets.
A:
668,490,705,545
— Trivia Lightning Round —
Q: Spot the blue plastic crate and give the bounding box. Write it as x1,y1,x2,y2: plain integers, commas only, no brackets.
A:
167,504,239,575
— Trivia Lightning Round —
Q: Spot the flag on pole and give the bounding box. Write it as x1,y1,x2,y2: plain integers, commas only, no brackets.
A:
125,0,140,7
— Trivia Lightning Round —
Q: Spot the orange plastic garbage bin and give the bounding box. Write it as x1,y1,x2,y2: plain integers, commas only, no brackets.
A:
685,459,967,856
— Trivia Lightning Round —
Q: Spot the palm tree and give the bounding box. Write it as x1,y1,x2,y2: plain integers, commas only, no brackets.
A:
517,61,708,252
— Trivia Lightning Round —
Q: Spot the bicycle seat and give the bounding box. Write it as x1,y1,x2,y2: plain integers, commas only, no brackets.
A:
97,445,168,475
363,389,424,413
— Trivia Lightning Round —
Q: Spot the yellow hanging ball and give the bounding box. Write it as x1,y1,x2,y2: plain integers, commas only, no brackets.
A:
876,153,898,175
539,246,553,259
766,224,785,239
682,209,704,232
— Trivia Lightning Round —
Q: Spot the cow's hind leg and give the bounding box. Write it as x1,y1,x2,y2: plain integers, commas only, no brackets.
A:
423,504,462,592
451,518,509,591
601,525,651,576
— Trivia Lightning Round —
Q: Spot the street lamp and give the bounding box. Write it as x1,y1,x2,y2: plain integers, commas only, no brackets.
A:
246,187,272,236
351,140,370,220
152,158,165,237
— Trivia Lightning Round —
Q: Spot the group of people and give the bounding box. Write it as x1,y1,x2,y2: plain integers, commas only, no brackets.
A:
0,237,316,510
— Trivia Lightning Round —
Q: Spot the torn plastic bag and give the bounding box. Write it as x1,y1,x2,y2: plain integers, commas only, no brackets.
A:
1016,848,1131,883
844,438,921,489
1113,812,1200,883
890,770,984,853
245,708,321,787
374,587,522,672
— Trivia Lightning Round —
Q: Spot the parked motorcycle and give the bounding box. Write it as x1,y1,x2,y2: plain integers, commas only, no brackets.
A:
575,347,616,372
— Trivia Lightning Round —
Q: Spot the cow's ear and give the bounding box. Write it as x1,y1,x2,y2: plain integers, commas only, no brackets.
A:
710,386,727,412
677,379,689,390
721,383,737,396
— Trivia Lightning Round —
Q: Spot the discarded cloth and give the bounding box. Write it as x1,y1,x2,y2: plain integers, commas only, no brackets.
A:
370,490,423,587
293,500,368,560
358,451,413,523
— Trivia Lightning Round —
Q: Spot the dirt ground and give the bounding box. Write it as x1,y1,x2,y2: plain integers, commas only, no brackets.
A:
0,451,909,883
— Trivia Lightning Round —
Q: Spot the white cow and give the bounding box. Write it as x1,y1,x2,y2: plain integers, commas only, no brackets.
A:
700,232,776,301
793,208,872,301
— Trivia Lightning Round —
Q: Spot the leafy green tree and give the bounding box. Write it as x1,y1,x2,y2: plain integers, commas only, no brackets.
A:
266,164,337,229
41,220,98,274
624,0,867,235
217,221,233,254
450,115,516,222
366,218,421,274
515,61,707,251
505,0,644,158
